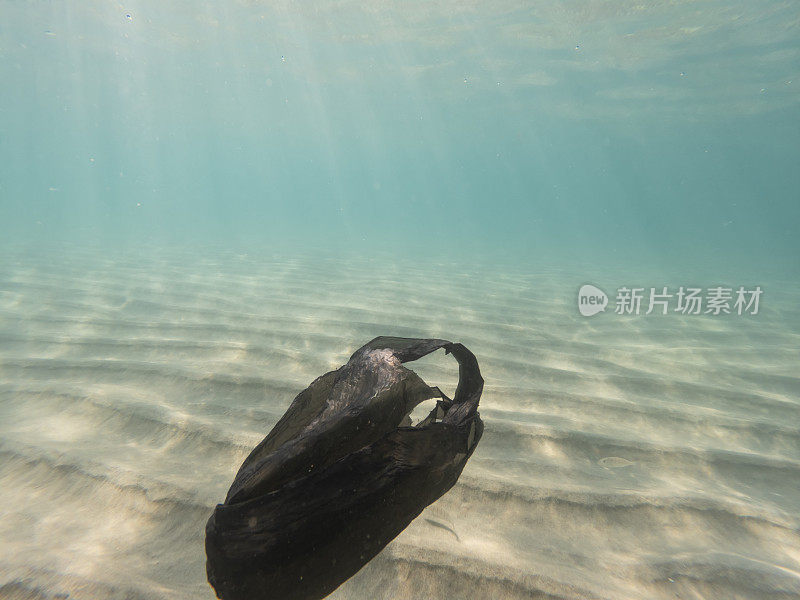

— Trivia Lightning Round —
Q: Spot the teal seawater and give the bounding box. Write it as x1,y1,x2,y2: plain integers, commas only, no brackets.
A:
1,1,799,273
1,2,800,600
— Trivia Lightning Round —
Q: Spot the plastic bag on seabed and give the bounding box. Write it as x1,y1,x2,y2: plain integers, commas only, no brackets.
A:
205,336,484,600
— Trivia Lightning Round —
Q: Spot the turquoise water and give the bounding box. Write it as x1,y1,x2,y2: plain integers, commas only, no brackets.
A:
1,2,800,600
2,1,799,272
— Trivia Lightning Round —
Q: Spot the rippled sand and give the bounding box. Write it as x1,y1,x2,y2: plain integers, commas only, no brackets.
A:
1,247,799,600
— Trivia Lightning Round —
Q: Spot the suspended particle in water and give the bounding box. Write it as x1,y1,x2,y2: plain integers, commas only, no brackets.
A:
126,13,132,21
464,77,468,83
281,55,285,62
575,44,580,51
680,71,685,77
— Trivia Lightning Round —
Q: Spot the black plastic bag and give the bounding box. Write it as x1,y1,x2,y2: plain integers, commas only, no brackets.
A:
205,336,484,600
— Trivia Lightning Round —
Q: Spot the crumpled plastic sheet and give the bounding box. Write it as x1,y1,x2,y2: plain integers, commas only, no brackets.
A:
205,336,484,600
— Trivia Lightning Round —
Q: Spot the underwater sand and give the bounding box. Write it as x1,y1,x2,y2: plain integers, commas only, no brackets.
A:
1,247,799,600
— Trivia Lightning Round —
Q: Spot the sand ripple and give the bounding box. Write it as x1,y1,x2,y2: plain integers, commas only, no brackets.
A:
1,249,799,599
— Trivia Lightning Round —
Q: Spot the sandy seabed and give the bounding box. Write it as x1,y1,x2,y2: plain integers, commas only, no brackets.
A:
1,247,799,600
